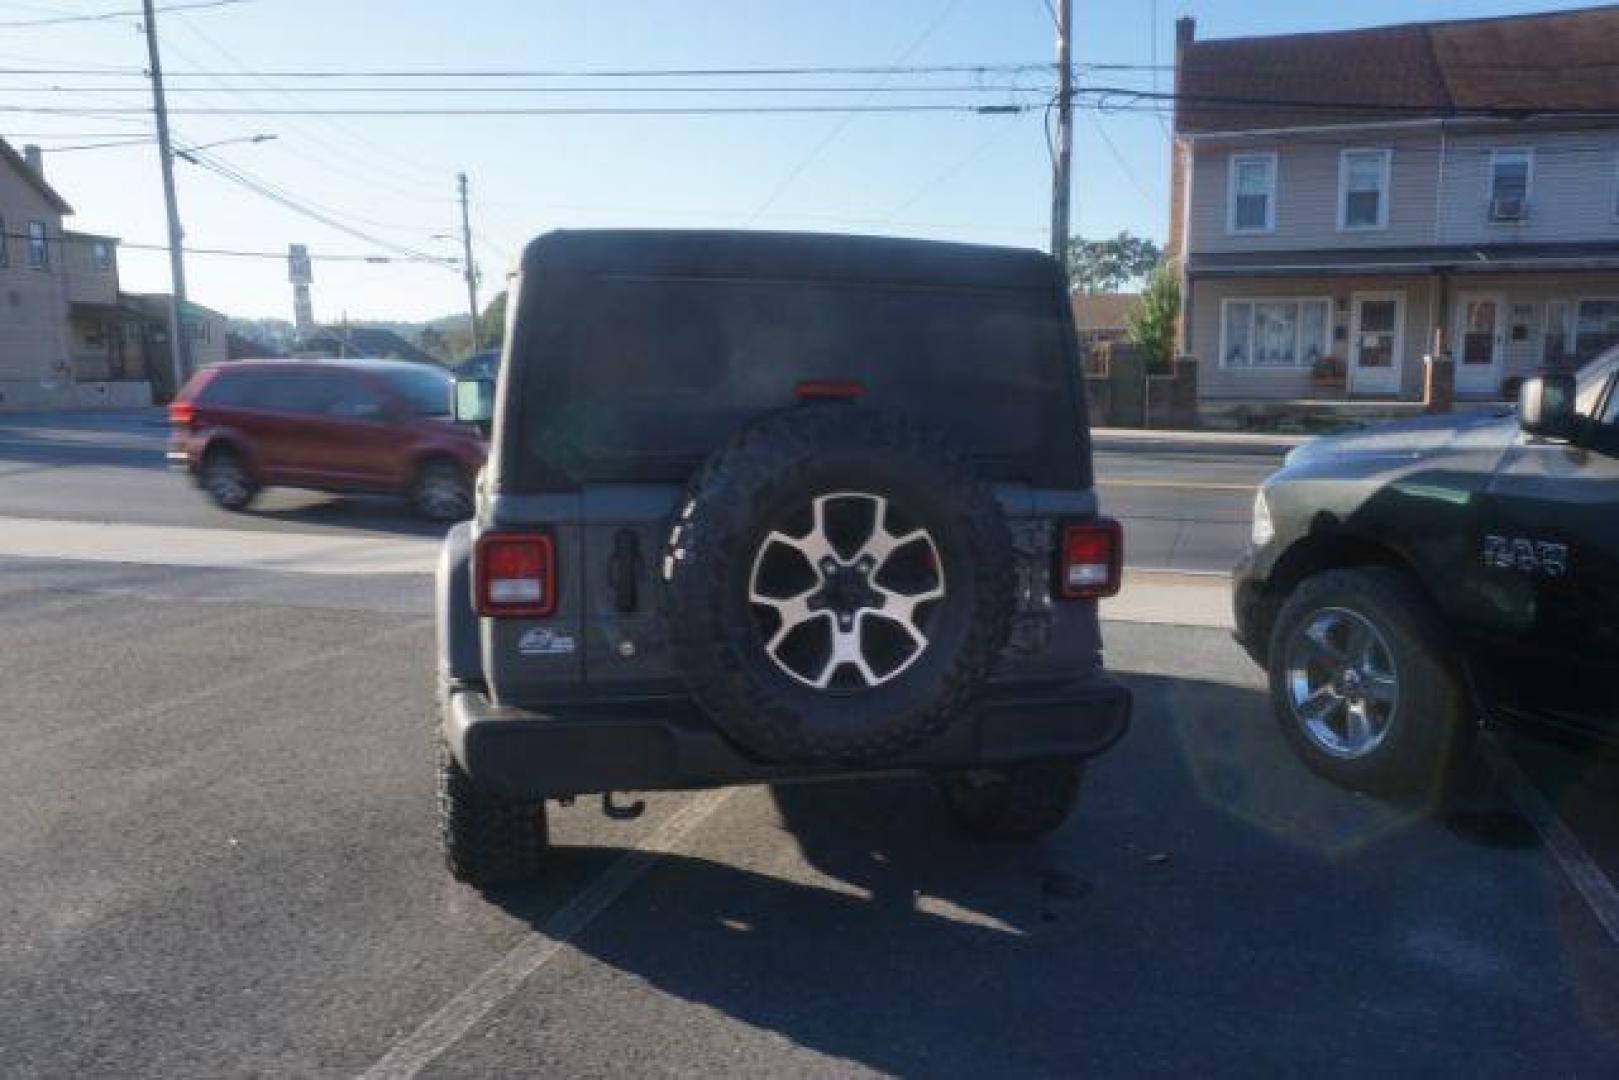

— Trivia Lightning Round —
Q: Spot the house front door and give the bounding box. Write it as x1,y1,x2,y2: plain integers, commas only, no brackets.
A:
1454,292,1506,397
1348,291,1403,396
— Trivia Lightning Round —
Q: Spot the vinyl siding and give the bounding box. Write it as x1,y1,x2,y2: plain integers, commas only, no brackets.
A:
1187,131,1442,253
1190,275,1434,400
0,164,71,405
1436,129,1619,245
62,236,117,306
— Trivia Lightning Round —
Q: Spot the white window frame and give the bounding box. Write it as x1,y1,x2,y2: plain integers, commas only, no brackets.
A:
91,240,112,272
26,220,47,269
1488,147,1533,224
1226,152,1278,234
1574,296,1619,359
1613,150,1619,223
1218,296,1333,370
1337,148,1391,231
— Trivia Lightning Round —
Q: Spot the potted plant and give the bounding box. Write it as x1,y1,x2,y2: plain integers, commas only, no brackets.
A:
1309,352,1346,395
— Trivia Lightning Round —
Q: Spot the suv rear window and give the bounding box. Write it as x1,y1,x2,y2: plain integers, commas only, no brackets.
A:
516,275,1080,485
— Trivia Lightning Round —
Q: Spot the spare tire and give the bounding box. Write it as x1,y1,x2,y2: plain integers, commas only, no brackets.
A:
663,406,1014,765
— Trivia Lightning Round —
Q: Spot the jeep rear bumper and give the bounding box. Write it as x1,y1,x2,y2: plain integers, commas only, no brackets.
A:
443,677,1132,799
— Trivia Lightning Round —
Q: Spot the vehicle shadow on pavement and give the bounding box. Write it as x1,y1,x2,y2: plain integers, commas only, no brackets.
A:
235,495,452,537
475,672,1617,1073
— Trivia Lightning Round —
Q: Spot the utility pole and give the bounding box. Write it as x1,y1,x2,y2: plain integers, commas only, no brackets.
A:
457,172,480,352
141,0,190,393
1049,0,1073,270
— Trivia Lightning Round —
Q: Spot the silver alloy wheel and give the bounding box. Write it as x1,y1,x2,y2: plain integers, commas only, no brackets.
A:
204,454,250,507
1283,606,1400,759
417,464,471,519
748,491,945,691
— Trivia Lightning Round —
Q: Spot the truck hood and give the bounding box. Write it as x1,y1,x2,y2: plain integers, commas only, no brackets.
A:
1286,408,1517,466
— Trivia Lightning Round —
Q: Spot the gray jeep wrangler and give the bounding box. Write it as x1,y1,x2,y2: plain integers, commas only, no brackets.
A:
436,230,1131,885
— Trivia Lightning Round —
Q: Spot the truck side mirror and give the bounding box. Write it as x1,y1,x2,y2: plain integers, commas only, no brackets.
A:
453,377,494,430
1518,372,1579,441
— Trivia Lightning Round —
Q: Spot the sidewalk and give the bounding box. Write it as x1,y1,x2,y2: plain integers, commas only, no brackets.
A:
1092,427,1310,457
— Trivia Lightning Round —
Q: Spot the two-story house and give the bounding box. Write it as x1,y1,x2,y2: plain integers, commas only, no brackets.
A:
0,138,161,409
1171,7,1619,413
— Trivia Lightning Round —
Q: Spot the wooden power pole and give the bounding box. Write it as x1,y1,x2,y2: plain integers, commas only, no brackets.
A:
1050,0,1073,270
141,0,191,393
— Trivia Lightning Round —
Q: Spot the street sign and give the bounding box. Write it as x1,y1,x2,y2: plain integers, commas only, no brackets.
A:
288,244,312,285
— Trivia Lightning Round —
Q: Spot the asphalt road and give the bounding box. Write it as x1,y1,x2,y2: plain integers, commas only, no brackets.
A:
0,410,1270,571
2,409,1616,1076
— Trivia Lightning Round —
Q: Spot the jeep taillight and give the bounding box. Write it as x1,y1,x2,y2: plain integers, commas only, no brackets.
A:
1057,520,1123,599
475,533,556,617
168,401,195,427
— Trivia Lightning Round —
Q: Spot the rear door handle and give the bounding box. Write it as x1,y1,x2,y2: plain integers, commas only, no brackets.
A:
608,529,640,613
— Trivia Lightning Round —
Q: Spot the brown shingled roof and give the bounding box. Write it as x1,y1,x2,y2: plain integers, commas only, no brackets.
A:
1070,292,1140,331
1176,5,1619,134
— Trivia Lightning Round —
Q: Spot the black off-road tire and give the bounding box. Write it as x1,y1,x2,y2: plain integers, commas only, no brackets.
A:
437,736,550,886
411,458,473,522
663,406,1015,766
1268,567,1473,805
200,444,258,511
939,758,1086,840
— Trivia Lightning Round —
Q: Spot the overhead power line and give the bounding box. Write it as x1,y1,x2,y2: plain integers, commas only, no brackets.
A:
8,231,443,262
10,82,1044,95
0,102,1038,117
0,61,1054,79
179,148,455,265
0,0,247,28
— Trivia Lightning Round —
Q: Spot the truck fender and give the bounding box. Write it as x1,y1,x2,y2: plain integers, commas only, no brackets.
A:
437,521,483,688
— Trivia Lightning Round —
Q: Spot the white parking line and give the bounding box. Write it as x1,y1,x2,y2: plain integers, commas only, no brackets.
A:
1480,736,1619,948
359,789,734,1080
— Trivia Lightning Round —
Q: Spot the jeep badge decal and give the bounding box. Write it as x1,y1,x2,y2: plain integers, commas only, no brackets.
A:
517,627,577,656
1483,534,1569,578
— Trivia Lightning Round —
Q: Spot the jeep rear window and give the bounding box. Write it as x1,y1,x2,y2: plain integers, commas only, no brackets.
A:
515,275,1079,485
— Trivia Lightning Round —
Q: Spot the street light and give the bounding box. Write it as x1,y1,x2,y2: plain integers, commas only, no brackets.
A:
173,133,277,163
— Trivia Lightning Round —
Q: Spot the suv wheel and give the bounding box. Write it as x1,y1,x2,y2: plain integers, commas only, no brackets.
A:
201,445,257,511
437,736,549,886
663,406,1015,766
412,459,472,521
939,758,1085,840
1268,567,1473,804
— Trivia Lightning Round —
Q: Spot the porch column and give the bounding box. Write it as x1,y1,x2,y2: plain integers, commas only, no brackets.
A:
1424,271,1454,414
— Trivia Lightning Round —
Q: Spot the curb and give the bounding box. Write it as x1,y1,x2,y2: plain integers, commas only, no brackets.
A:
1093,431,1308,457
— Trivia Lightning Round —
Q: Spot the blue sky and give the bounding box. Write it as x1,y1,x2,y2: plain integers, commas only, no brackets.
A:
5,0,1605,322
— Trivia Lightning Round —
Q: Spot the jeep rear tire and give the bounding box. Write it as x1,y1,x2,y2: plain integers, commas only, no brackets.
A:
663,406,1015,766
437,736,550,886
1267,567,1473,805
939,758,1085,840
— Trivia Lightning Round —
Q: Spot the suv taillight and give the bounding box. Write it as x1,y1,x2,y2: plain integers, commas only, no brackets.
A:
1057,520,1123,599
475,533,556,617
168,401,195,427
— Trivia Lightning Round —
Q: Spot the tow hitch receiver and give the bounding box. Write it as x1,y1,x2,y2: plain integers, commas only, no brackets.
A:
602,791,647,820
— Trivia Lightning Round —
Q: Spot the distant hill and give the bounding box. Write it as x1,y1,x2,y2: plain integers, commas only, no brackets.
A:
229,312,473,362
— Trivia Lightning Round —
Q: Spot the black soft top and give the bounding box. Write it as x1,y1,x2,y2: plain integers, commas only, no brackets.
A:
521,229,1062,292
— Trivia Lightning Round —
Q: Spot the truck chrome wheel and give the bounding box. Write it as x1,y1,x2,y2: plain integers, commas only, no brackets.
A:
748,491,945,691
1283,606,1400,759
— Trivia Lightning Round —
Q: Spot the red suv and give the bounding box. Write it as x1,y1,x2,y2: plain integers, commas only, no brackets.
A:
167,359,487,520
